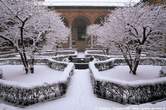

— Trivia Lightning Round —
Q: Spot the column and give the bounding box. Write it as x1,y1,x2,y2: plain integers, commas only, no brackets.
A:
69,33,72,49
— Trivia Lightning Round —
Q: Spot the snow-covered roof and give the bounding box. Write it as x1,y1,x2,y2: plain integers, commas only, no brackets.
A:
42,0,140,7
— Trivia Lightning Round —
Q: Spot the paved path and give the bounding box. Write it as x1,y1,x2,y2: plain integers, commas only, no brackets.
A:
26,69,124,110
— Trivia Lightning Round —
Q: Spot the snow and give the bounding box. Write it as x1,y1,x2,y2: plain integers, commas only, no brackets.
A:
0,69,126,110
25,69,125,110
89,61,166,86
0,69,166,110
99,65,161,82
161,66,166,73
42,0,140,7
127,102,166,110
77,52,85,58
0,65,65,87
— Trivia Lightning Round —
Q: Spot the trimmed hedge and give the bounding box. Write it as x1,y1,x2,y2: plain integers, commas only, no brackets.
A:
91,78,166,104
95,58,166,71
90,57,166,104
0,58,74,106
0,82,68,106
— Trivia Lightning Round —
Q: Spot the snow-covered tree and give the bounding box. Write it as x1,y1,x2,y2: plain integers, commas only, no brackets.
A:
0,0,70,74
87,24,101,48
87,24,111,54
89,4,166,75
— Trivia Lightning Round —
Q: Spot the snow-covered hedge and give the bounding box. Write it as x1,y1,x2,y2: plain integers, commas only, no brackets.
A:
0,58,69,71
0,53,17,58
95,58,166,71
89,58,166,104
85,49,110,61
85,49,105,55
53,54,77,62
85,54,110,61
0,58,74,106
57,49,77,55
36,49,77,56
0,82,68,106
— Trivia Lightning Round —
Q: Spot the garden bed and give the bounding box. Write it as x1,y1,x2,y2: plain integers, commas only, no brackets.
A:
0,58,74,106
89,58,166,104
0,65,65,84
97,65,161,82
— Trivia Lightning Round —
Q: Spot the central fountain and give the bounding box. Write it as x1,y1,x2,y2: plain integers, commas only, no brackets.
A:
68,52,93,69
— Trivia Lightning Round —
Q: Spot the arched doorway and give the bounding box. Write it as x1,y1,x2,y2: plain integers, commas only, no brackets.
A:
72,16,90,51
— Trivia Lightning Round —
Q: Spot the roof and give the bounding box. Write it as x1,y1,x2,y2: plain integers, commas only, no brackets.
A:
41,0,140,7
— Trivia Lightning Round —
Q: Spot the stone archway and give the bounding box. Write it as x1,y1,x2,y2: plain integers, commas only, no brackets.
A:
72,16,91,51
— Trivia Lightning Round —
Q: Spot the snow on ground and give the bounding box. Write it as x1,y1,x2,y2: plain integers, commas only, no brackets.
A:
0,65,64,85
77,52,85,58
0,69,166,110
0,69,125,110
25,69,125,110
98,65,161,82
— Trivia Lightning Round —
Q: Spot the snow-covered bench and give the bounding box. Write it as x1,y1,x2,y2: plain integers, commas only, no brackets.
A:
160,66,166,77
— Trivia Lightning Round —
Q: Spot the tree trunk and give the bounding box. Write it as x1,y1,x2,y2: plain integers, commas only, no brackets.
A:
19,19,29,74
30,55,35,74
131,47,142,75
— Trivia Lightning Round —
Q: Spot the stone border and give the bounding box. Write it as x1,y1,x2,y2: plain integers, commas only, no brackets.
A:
89,57,166,104
0,58,74,106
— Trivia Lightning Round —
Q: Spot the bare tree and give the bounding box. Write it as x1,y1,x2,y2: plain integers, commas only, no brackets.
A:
0,0,70,74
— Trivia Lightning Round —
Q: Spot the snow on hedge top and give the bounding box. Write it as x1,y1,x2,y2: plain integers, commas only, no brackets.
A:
42,0,140,7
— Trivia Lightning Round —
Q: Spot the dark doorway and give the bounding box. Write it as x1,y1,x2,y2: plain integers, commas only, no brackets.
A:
72,16,90,41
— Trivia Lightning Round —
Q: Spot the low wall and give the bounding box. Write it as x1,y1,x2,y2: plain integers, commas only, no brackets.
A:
0,58,74,106
89,57,166,104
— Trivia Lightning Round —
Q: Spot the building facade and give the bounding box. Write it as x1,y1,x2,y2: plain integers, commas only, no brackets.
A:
51,7,110,50
41,0,139,51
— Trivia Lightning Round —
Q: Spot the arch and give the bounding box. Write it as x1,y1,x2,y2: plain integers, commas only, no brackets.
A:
61,16,69,27
94,15,106,25
72,16,90,41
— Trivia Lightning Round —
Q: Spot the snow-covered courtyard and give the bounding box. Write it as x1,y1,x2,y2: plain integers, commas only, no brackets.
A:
1,68,166,110
0,0,166,109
